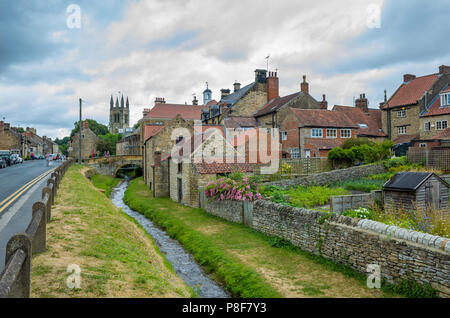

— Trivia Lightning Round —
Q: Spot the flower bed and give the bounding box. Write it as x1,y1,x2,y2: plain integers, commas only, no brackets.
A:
205,175,262,202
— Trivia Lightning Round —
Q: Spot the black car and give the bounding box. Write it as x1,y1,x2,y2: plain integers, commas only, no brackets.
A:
0,154,11,166
0,157,6,168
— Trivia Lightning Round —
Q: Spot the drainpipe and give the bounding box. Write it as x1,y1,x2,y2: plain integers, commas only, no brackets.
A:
387,108,392,140
168,157,171,198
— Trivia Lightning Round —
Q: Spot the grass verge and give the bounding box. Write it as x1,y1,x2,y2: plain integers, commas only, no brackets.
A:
89,173,121,197
31,165,191,298
124,177,393,298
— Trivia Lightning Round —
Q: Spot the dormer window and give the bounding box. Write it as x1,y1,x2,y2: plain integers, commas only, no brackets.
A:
358,123,368,129
440,93,450,107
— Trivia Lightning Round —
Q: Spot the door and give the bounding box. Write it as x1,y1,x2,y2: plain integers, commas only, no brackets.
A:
305,150,311,158
177,178,183,203
431,181,440,209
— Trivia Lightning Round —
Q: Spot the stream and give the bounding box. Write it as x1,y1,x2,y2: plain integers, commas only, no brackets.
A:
110,180,229,298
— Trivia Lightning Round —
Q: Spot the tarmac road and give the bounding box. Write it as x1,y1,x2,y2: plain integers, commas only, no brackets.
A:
0,159,61,272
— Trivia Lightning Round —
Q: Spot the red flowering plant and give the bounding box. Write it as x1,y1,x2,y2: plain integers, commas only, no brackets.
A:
204,172,263,202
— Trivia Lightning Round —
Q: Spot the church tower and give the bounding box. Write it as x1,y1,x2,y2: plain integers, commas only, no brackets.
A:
109,94,130,134
203,82,212,105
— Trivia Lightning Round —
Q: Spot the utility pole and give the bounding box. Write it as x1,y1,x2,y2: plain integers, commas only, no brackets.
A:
79,98,82,163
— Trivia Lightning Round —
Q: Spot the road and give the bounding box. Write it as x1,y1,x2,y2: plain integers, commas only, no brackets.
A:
0,160,60,271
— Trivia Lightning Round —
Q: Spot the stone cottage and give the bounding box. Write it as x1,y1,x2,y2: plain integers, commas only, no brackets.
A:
68,120,101,161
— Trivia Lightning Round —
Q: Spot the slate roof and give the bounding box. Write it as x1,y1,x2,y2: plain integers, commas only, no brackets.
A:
145,103,204,120
383,172,449,191
383,73,439,109
393,133,419,145
291,108,358,128
220,82,255,106
223,116,258,129
254,92,302,117
420,84,450,117
333,106,386,137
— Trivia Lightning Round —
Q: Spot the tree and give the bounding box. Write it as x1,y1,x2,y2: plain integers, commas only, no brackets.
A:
70,119,109,137
96,133,123,155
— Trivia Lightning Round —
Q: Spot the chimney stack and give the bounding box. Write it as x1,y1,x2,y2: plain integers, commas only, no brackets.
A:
220,89,231,99
439,65,450,75
155,97,166,105
403,74,416,82
83,120,89,129
355,93,369,114
320,94,328,110
233,81,241,92
267,71,279,102
4,123,10,130
192,95,198,106
254,69,267,84
143,108,151,118
301,75,309,94
154,151,161,167
0,121,3,132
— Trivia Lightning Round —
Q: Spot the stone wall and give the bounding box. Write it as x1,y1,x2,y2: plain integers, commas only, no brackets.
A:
199,196,450,297
265,164,386,189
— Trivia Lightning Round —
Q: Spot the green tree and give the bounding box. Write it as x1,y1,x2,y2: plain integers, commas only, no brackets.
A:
97,133,123,155
71,119,109,137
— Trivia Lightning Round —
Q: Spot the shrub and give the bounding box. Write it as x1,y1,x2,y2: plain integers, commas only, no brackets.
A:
205,176,262,202
384,156,409,168
329,139,394,167
341,138,375,149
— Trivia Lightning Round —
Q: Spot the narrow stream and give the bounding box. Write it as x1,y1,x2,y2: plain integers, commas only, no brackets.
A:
110,180,229,298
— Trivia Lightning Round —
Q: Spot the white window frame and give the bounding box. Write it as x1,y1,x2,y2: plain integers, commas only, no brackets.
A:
311,128,323,138
281,131,287,141
436,120,448,130
397,126,407,135
326,128,337,138
419,143,427,148
440,93,450,107
340,129,351,138
424,122,431,131
397,110,406,118
290,148,300,159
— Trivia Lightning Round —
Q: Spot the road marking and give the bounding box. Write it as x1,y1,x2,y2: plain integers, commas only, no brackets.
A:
0,167,56,214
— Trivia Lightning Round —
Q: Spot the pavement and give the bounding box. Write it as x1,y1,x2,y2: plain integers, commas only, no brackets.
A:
0,159,61,272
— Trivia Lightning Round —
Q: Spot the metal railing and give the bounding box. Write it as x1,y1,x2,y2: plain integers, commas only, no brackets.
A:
0,159,72,298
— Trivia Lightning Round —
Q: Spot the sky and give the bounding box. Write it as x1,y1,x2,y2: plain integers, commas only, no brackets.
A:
0,0,449,140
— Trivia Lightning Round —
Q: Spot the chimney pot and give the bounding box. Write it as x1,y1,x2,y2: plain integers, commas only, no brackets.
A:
320,94,328,109
403,74,416,82
267,72,279,102
300,75,309,94
439,65,450,75
355,93,369,113
233,82,241,92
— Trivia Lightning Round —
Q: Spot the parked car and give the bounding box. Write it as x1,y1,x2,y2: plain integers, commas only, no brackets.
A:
0,157,6,168
0,150,11,166
11,154,23,164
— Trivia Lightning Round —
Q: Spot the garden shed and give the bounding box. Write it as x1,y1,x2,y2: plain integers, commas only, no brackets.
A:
383,172,450,211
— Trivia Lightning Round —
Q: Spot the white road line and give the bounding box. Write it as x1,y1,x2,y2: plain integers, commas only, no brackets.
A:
0,175,50,233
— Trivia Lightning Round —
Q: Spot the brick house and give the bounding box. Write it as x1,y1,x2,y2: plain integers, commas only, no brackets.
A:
0,121,23,155
139,98,205,155
253,75,324,129
68,120,101,160
381,65,450,153
280,108,357,158
202,69,271,125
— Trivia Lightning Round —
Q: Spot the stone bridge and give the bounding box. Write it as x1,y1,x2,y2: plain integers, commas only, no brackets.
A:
87,155,143,176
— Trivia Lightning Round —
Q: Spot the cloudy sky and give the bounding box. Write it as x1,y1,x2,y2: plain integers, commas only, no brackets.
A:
0,0,449,139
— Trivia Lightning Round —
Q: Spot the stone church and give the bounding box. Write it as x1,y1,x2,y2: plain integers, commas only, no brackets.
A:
109,94,130,133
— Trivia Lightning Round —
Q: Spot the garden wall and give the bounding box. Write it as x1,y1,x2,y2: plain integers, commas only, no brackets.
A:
265,164,386,189
330,190,383,214
199,194,450,298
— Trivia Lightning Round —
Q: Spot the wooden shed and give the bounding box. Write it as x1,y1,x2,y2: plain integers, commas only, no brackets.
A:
383,172,450,211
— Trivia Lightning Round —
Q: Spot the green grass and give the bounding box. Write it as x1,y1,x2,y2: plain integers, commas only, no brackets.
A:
124,177,398,298
259,185,348,208
90,174,121,197
330,172,395,192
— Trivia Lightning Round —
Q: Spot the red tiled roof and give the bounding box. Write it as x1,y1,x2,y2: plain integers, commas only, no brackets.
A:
145,103,204,120
431,127,450,140
206,100,218,107
193,125,225,137
254,92,301,117
421,86,450,117
332,105,386,137
383,74,439,109
393,134,419,145
291,108,357,128
194,162,254,174
304,138,342,150
144,124,165,140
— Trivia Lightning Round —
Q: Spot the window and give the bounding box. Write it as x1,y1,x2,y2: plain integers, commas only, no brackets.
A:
178,162,182,173
311,128,323,138
358,123,368,129
281,131,287,141
326,128,337,138
290,148,300,159
176,136,184,144
436,120,448,130
397,126,407,135
424,122,431,131
397,110,406,118
419,143,427,148
440,93,450,107
340,129,351,138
